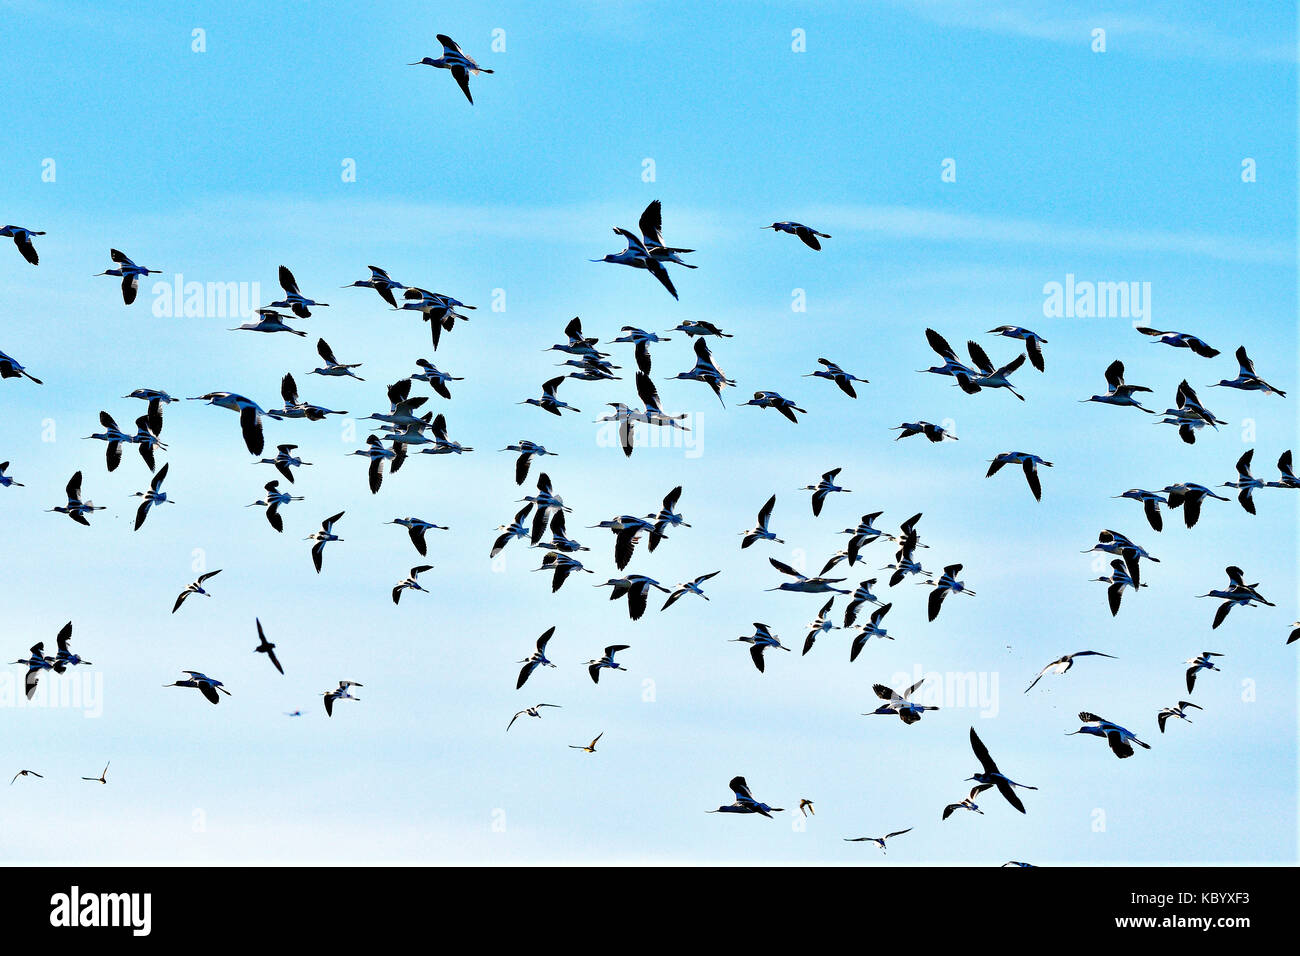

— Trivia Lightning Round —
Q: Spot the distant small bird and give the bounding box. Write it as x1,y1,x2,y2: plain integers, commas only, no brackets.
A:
392,565,434,605
585,645,630,684
1067,712,1151,759
569,732,604,754
507,703,561,731
1185,652,1224,693
164,671,231,705
0,224,44,264
322,680,362,717
1024,650,1117,693
409,34,495,104
987,452,1052,501
10,769,43,784
1157,700,1202,733
764,221,830,250
253,618,283,675
707,775,784,817
81,762,110,785
844,828,912,853
173,569,222,613
0,461,24,488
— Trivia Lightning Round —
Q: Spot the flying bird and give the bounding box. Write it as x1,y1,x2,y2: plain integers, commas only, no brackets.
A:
707,776,784,817
322,680,362,717
507,703,560,731
1185,652,1224,693
0,224,43,265
164,671,232,705
173,570,222,613
306,511,345,573
966,727,1037,814
1024,651,1117,693
391,565,434,605
253,618,283,675
1067,712,1151,759
764,221,830,250
987,452,1052,501
409,34,494,104
516,627,557,689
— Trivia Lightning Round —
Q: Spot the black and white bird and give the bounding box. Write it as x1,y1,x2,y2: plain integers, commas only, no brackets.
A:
130,462,173,530
534,551,592,592
670,338,735,406
1082,529,1159,589
1210,346,1286,397
707,776,784,817
800,468,850,517
1092,558,1146,616
966,727,1037,814
662,571,721,610
844,828,912,853
1024,651,1117,693
864,678,937,724
386,517,448,557
84,411,133,472
942,786,989,820
743,390,806,423
95,249,161,305
987,452,1052,501
409,34,494,104
173,570,222,613
1185,652,1224,693
766,558,849,595
957,340,1027,401
521,376,581,417
740,494,783,548
247,480,303,533
592,227,680,300
1137,326,1219,358
47,471,104,526
987,326,1047,371
585,645,630,684
802,597,837,655
11,643,52,699
270,265,329,318
501,440,555,486
164,671,231,705
848,603,893,661
842,579,883,627
391,565,433,605
0,224,43,265
1161,482,1229,529
923,564,975,621
1198,566,1273,628
341,266,406,308
595,575,670,621
892,421,956,443
188,392,267,456
0,348,42,384
1082,360,1155,412
306,511,345,573
646,485,689,551
1222,450,1266,514
764,221,830,250
1114,489,1169,532
805,359,867,397
1266,450,1300,489
516,627,557,689
507,703,560,731
637,200,696,270
1067,712,1151,759
322,680,362,717
730,623,791,672
1157,700,1202,733
0,461,21,488
490,504,534,558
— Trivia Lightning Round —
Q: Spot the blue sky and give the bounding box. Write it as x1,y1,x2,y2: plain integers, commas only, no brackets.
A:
0,0,1295,863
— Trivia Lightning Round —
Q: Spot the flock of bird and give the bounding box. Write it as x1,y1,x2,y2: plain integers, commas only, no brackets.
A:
3,32,1294,862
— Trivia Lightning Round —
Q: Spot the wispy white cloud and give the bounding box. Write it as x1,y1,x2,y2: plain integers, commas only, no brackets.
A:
890,0,1297,63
